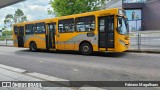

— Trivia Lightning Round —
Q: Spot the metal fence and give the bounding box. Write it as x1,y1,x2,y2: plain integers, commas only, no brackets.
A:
0,39,13,46
130,31,160,51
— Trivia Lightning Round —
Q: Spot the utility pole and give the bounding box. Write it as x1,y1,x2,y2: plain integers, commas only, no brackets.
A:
5,28,7,46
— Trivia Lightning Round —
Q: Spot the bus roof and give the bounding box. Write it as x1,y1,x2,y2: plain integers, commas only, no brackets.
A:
13,8,119,26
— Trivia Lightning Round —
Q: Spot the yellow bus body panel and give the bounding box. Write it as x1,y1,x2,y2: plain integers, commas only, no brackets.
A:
12,8,130,53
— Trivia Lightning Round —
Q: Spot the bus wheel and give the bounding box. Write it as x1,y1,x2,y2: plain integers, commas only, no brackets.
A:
30,42,37,52
80,42,93,55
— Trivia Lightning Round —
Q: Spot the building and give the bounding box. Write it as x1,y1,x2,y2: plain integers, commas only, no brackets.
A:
106,0,160,32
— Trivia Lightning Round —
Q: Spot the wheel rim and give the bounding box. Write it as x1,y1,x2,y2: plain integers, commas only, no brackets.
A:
83,45,89,52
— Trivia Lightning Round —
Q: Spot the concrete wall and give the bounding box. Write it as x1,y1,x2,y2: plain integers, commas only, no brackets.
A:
142,0,160,30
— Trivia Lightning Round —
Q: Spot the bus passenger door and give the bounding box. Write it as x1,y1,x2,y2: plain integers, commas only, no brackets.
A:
17,26,24,47
46,23,56,49
98,16,114,50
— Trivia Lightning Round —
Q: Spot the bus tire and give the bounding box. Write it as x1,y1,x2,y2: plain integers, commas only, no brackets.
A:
80,42,93,55
30,42,37,52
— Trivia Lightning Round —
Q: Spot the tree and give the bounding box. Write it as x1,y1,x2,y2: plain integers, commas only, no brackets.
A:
4,9,27,28
4,14,14,27
48,0,106,16
3,9,27,44
14,9,27,23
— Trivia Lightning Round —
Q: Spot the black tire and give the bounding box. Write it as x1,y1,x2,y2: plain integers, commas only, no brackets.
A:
80,42,93,55
30,42,37,52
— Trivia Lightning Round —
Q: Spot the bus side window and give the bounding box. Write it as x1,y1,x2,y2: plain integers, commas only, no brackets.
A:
25,24,34,35
35,22,46,34
58,18,74,33
76,15,95,32
14,26,18,35
99,19,105,33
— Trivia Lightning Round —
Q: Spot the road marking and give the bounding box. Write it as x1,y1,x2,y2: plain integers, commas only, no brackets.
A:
0,64,115,89
73,69,79,72
26,72,106,90
0,64,27,73
39,61,44,63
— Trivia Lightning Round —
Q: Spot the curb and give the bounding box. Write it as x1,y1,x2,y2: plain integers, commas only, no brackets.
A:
0,64,27,73
126,50,160,54
0,64,105,89
27,73,105,90
27,72,70,86
0,45,14,47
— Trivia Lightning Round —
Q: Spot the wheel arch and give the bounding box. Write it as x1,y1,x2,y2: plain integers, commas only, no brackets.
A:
29,41,36,45
29,41,36,44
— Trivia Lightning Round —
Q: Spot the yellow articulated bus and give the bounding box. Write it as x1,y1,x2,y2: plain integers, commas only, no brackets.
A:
13,8,130,55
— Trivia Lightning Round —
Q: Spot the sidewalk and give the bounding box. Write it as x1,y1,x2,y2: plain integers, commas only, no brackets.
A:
128,46,160,54
0,64,73,90
0,64,105,90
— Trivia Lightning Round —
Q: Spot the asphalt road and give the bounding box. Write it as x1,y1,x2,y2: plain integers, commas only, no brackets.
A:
0,46,160,81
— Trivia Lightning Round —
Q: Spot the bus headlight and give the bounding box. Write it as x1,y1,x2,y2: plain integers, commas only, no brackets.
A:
119,39,126,46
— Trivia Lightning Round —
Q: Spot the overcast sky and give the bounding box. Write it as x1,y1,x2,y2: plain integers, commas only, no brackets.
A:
0,0,54,29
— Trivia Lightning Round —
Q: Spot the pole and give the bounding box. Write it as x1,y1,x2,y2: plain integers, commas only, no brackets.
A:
5,29,7,46
137,33,141,50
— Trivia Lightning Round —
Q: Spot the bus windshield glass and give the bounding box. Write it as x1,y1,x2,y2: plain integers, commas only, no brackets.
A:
118,16,128,35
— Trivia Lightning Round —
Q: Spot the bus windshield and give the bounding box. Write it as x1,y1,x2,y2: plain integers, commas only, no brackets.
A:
118,16,129,35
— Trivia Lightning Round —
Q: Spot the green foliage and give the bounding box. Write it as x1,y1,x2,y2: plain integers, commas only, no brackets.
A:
48,0,106,16
2,31,12,37
0,30,12,40
4,14,14,25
